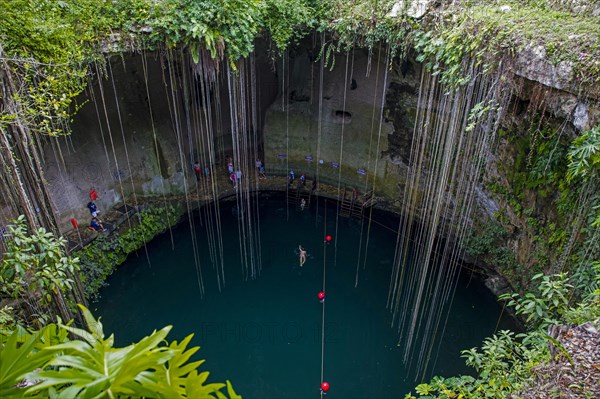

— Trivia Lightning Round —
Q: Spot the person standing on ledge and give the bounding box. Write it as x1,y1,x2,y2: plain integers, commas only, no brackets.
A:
299,245,307,267
89,187,98,201
193,161,201,181
87,201,100,218
258,164,266,180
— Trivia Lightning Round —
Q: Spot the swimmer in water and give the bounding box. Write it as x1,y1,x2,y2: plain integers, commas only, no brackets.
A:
299,245,307,267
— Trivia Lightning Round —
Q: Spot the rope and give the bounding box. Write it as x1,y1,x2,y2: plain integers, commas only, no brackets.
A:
93,62,131,229
284,51,290,222
320,200,327,399
333,51,351,268
358,45,389,284
141,50,175,251
163,49,204,297
314,33,325,227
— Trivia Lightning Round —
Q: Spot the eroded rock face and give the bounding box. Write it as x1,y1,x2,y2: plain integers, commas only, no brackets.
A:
41,50,278,232
475,186,500,219
510,41,599,115
505,76,599,135
384,60,421,164
38,31,599,242
514,45,574,93
262,45,394,188
573,102,590,131
484,275,511,296
388,0,435,19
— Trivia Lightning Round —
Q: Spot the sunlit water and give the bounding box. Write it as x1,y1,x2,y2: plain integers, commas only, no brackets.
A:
94,193,516,399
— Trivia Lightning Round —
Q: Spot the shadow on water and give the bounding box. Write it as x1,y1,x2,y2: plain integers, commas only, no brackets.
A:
93,193,518,399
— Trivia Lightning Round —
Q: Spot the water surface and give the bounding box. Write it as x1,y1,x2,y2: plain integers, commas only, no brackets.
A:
94,194,516,398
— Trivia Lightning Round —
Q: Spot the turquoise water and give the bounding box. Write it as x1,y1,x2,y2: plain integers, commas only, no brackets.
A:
93,193,516,398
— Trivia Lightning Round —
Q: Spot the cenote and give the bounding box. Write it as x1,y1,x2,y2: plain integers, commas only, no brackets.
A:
2,2,599,399
94,193,517,399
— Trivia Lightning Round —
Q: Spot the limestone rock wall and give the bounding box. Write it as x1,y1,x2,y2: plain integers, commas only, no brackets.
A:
42,50,278,232
263,45,397,196
27,39,599,248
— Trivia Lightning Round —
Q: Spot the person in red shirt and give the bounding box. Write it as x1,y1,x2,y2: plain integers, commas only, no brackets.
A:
89,187,98,201
193,161,201,181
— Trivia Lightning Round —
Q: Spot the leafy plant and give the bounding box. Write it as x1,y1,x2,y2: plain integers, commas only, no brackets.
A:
0,307,19,339
0,216,80,324
464,221,521,284
78,206,180,300
0,305,241,399
567,125,600,183
148,0,263,68
261,0,316,53
0,324,62,398
500,273,572,329
406,267,600,399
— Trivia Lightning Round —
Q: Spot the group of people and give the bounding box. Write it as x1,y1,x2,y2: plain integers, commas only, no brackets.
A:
225,157,241,188
190,156,271,188
224,157,267,187
86,188,106,232
193,162,210,181
288,170,307,188
289,170,318,192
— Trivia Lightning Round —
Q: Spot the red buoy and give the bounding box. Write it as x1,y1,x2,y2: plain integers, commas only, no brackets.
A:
70,218,78,229
318,291,325,301
321,381,330,392
325,235,332,242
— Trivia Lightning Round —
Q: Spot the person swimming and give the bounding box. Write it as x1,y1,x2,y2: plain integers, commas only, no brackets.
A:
299,245,307,267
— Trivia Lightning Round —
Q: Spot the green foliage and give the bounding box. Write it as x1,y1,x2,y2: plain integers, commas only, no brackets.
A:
414,29,473,89
78,206,180,300
568,261,600,325
406,328,542,399
526,133,569,192
147,0,318,64
0,324,63,398
487,122,599,293
0,216,79,306
0,307,19,338
409,268,600,399
0,0,319,138
318,0,416,57
464,221,521,282
567,125,600,183
473,121,599,396
0,305,241,399
1,0,597,139
413,1,600,91
500,273,572,329
148,0,262,66
465,100,499,133
0,0,119,136
261,0,316,53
